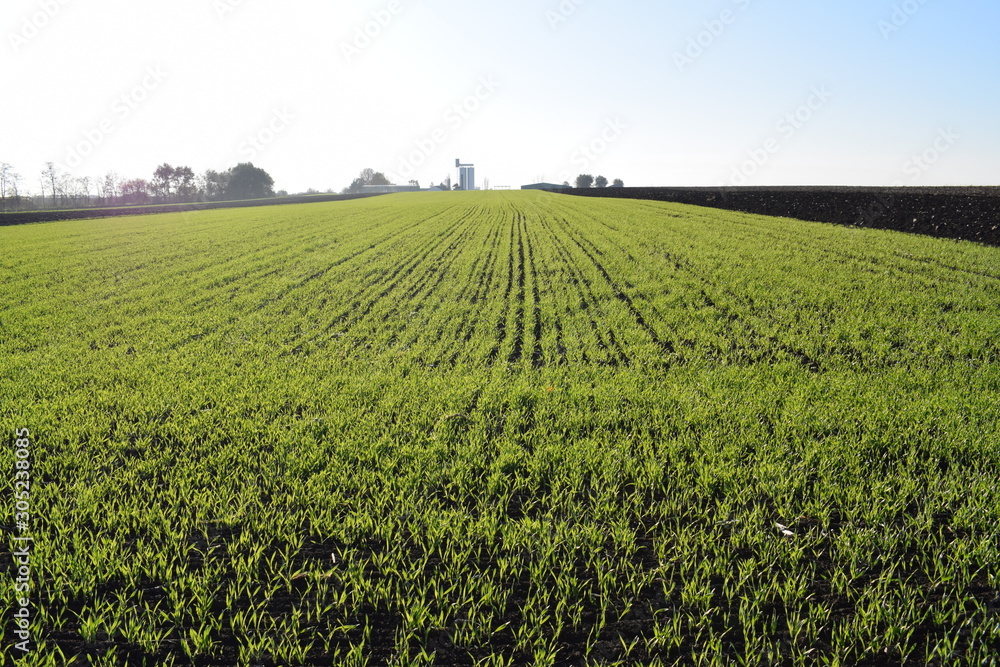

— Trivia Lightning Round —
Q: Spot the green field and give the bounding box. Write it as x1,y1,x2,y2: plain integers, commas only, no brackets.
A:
3,191,1000,665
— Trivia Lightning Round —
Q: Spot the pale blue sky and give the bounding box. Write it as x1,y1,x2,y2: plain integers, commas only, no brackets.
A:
2,0,998,193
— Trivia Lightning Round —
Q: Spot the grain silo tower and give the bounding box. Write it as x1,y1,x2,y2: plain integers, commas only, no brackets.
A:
456,158,475,191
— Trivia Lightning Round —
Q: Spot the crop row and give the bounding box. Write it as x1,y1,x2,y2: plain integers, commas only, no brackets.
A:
2,192,999,665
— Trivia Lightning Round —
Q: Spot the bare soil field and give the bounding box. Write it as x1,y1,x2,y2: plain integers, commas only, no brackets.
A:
0,193,381,226
556,186,1000,246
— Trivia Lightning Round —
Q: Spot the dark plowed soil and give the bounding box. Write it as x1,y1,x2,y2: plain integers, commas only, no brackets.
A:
0,193,383,226
555,186,1000,246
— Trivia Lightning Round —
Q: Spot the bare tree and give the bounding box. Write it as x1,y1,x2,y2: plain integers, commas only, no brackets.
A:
0,162,12,211
58,172,74,206
120,178,150,205
9,171,23,209
77,176,92,205
102,171,119,205
42,162,58,207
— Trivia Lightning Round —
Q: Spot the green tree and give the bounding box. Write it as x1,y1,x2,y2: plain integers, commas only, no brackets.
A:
348,168,393,193
595,175,608,188
227,163,275,199
200,169,229,200
575,174,594,188
153,163,175,200
175,166,197,201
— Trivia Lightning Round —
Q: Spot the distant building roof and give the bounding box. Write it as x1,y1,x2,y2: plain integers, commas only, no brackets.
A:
362,185,420,194
362,184,421,194
521,182,570,190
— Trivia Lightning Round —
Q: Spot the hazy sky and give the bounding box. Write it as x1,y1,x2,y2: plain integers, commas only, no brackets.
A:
3,0,999,193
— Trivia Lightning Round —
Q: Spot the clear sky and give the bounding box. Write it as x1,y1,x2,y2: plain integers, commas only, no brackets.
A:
3,0,999,193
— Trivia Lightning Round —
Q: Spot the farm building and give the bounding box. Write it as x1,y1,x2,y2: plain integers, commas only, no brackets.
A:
362,184,422,194
521,182,571,190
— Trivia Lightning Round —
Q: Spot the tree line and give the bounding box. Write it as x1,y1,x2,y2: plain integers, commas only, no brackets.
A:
341,169,622,193
341,168,445,193
0,161,279,212
574,175,624,189
343,168,392,194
